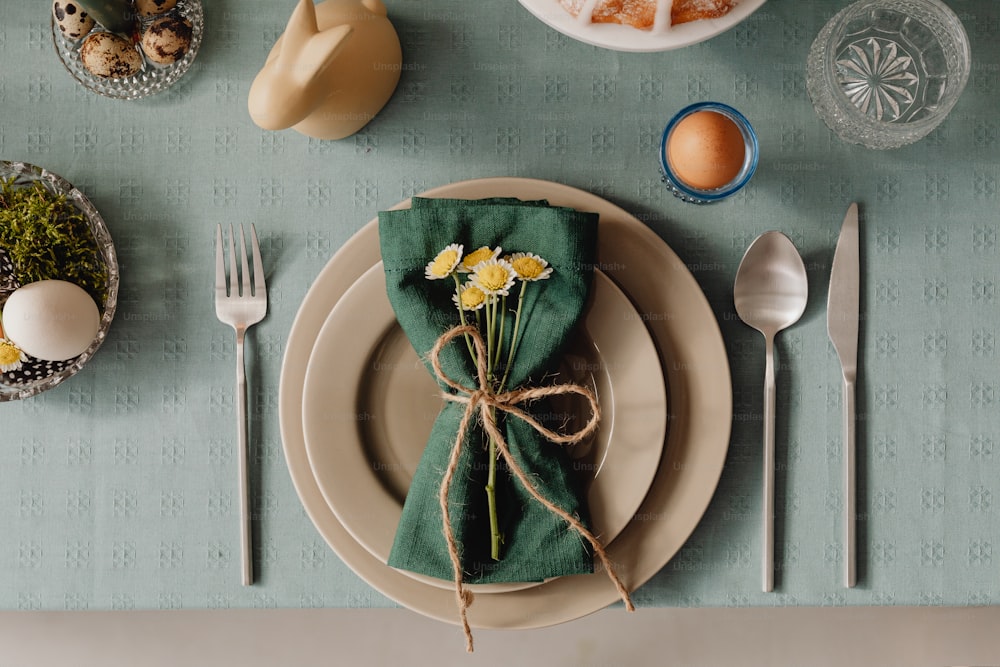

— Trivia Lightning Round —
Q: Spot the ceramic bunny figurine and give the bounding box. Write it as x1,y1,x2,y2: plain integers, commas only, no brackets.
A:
248,0,402,140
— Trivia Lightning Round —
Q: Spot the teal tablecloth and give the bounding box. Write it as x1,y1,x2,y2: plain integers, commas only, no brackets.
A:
2,0,999,611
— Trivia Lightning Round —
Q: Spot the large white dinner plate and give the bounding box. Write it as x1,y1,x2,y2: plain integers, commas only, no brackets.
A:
301,264,666,592
517,0,766,52
279,177,732,629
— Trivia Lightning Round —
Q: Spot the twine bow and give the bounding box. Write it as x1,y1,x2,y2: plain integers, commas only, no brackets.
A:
428,324,635,653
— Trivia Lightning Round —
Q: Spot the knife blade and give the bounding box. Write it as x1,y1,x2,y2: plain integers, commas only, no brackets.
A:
827,202,860,588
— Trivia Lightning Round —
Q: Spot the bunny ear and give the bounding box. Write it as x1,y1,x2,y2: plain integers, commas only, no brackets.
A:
361,0,388,16
284,0,320,47
295,24,353,84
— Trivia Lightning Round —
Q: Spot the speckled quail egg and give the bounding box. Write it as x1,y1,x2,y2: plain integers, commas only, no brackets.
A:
1,280,101,362
140,15,192,65
80,31,143,78
53,1,96,41
134,0,178,17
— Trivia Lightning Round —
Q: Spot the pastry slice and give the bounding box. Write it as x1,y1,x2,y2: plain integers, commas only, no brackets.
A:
558,0,739,29
559,0,587,17
671,0,738,25
591,0,657,30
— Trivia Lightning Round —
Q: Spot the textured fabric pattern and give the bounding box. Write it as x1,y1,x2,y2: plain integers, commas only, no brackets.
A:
1,0,999,610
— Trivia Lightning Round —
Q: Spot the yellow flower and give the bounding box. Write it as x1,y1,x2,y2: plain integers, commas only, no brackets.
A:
425,243,463,280
453,283,487,311
0,337,27,373
471,258,516,296
508,252,553,282
458,246,501,273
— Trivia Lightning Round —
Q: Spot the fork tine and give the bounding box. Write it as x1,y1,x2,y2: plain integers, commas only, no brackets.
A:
215,224,227,297
227,223,239,297
238,224,251,299
249,224,265,298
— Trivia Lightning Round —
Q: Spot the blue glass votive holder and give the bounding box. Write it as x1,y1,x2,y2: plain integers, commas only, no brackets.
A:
658,102,759,204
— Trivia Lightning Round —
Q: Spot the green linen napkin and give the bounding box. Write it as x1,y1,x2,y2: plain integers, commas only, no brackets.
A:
378,196,599,584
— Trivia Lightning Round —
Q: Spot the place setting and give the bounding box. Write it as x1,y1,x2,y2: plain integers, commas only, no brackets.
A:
2,0,994,657
277,177,734,646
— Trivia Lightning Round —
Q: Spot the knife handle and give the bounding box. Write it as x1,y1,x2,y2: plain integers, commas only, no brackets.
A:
762,335,776,593
844,376,856,588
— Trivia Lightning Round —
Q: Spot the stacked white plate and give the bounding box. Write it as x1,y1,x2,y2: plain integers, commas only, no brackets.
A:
279,177,732,628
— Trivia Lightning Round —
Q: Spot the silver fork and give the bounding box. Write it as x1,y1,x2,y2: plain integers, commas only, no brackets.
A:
215,223,267,586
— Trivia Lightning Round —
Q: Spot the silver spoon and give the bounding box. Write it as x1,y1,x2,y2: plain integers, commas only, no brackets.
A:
734,231,808,593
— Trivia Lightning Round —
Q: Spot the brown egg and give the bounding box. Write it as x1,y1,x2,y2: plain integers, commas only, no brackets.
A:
134,0,178,17
666,110,746,190
140,15,192,65
53,1,96,41
80,31,142,78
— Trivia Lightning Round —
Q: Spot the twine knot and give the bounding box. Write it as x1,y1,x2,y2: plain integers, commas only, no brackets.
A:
428,324,635,653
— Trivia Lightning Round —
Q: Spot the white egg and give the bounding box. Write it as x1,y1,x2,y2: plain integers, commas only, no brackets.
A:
1,280,101,362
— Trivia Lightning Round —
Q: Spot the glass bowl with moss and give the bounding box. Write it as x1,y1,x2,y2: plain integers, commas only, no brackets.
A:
0,160,119,401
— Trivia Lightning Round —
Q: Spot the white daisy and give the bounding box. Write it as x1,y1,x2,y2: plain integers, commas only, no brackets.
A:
0,337,27,373
458,246,501,273
425,243,463,280
508,252,553,282
452,283,487,311
471,258,517,297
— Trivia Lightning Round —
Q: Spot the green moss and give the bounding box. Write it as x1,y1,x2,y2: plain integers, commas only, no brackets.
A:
0,177,108,306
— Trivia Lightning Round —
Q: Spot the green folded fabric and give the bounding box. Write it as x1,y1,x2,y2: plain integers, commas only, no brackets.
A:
378,197,599,584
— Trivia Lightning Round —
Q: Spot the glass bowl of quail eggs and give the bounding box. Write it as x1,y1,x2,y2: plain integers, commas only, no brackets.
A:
51,0,204,99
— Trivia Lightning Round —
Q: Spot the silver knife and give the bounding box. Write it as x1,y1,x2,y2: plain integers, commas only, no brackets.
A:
827,203,860,588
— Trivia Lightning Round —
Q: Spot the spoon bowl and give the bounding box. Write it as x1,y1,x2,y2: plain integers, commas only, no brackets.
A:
733,231,808,593
734,232,809,337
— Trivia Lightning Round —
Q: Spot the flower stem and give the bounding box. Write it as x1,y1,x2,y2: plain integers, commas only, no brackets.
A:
483,295,502,560
487,427,500,560
452,274,476,364
483,295,493,375
494,295,507,371
499,283,528,391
